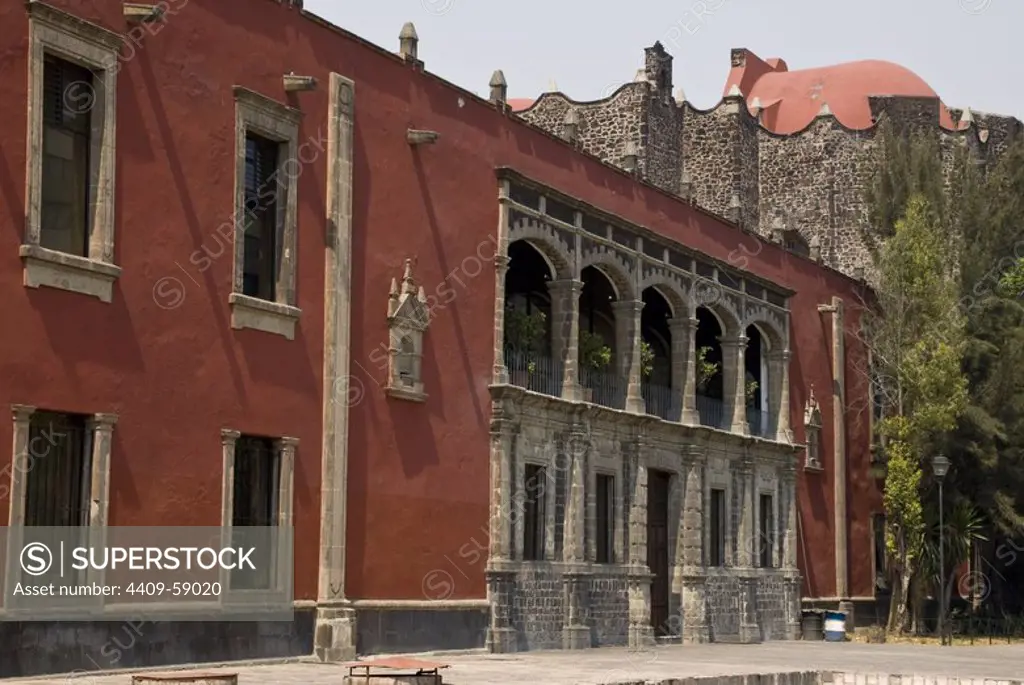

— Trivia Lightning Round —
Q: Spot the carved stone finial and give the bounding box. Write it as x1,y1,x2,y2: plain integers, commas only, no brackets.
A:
750,97,762,113
399,22,419,62
489,70,507,105
674,87,686,104
960,107,974,125
634,69,648,83
547,78,559,92
726,84,742,98
818,102,832,117
402,259,416,295
387,278,400,317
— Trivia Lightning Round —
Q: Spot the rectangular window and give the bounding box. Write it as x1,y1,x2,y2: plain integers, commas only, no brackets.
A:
873,513,888,591
596,473,614,564
759,493,775,568
40,56,93,257
24,411,90,528
709,488,726,567
242,134,280,302
522,464,546,561
231,435,280,589
23,411,90,586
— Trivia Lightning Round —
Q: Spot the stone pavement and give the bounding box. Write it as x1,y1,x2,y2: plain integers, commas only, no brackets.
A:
7,642,1024,685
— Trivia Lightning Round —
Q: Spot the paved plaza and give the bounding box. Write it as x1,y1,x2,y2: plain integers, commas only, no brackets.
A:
6,642,1024,685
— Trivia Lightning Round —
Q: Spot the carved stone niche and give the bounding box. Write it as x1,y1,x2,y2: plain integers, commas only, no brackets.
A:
804,386,823,471
386,259,430,402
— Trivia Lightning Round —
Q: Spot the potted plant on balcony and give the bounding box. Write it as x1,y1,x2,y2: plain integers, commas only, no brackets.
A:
640,340,655,380
578,329,612,403
695,345,719,393
504,307,547,386
745,378,759,407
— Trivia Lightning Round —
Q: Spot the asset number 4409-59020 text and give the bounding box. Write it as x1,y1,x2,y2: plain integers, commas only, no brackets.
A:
125,582,221,596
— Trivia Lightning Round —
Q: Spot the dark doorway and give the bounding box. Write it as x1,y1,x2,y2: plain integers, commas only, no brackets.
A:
647,469,671,636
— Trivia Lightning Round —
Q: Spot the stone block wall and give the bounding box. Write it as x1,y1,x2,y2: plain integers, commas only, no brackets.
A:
511,44,1023,282
486,386,802,652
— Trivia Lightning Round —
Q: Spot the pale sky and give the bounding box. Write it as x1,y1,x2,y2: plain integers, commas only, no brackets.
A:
303,0,1019,117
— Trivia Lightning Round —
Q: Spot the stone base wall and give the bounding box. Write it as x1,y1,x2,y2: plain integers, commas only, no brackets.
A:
353,604,488,655
587,570,630,646
0,610,314,679
510,563,566,650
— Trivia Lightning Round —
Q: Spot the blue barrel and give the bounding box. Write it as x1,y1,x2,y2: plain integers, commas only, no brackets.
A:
823,610,846,641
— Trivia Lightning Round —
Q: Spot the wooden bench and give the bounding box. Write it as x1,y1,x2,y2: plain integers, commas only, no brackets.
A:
131,672,238,685
341,657,448,685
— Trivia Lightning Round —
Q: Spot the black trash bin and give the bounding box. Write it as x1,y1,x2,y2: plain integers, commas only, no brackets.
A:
801,610,824,640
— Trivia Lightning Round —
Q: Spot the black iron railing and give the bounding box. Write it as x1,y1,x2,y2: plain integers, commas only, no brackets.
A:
504,350,562,398
642,382,674,421
579,366,621,409
696,394,726,429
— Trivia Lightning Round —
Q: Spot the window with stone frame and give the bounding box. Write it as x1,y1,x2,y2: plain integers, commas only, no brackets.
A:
522,463,546,561
6,406,117,598
40,56,92,257
23,3,122,302
595,473,615,564
231,436,279,590
242,134,280,302
804,387,823,470
228,87,302,340
385,260,430,402
709,488,726,567
221,430,296,595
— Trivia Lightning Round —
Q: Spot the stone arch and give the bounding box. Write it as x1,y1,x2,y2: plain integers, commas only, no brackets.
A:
742,307,788,352
508,217,573,279
579,245,635,301
694,297,742,338
639,267,689,319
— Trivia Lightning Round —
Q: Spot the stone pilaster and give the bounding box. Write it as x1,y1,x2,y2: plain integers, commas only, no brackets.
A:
613,300,645,414
624,435,654,647
739,575,761,643
548,279,583,401
486,398,518,652
720,335,749,435
736,457,755,568
781,462,801,639
562,422,587,564
562,570,592,649
668,317,697,424
769,349,792,442
316,71,357,664
4,405,36,600
679,446,709,642
493,254,510,385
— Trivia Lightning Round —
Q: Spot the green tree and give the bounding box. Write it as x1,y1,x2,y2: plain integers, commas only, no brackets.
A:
862,195,968,633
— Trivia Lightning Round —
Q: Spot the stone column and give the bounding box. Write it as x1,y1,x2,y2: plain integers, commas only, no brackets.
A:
548,279,583,401
562,421,591,649
769,350,792,442
4,405,35,600
613,300,645,414
680,317,700,424
493,254,511,385
720,335,749,435
625,435,654,647
679,446,709,642
84,413,117,589
485,399,517,653
668,317,696,424
736,457,760,643
781,462,802,639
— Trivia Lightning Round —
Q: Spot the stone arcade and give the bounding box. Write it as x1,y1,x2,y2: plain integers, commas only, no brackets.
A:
483,173,801,649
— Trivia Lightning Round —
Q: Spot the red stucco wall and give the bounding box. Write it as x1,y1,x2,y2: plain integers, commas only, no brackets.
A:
0,0,879,603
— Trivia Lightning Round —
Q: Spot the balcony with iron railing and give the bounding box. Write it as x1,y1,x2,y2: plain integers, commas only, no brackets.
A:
504,350,562,399
746,407,775,438
579,366,622,410
696,394,726,430
501,353,785,442
641,382,673,421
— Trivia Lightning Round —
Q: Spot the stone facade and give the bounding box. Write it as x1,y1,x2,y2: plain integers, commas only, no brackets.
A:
516,43,1024,281
485,175,802,651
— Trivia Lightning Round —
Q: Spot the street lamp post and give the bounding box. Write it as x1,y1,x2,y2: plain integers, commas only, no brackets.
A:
932,454,950,646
